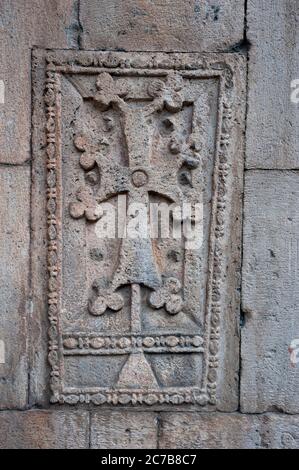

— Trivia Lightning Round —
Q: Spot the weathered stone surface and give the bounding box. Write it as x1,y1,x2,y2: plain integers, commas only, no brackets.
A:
246,0,299,169
160,412,299,449
91,411,158,449
1,410,299,449
32,50,245,409
0,0,78,164
258,415,299,449
0,166,30,409
0,411,89,449
1,0,299,452
160,412,260,448
241,172,299,413
80,0,245,52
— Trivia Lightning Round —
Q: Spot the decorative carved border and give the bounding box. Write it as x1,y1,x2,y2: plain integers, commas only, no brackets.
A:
45,66,63,401
62,334,204,355
44,52,236,406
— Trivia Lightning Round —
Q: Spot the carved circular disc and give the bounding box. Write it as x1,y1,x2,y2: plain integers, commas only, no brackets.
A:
166,294,183,315
131,169,148,187
143,337,156,348
149,290,164,309
74,134,88,151
90,337,105,349
165,277,181,293
85,171,99,185
69,201,85,219
90,296,107,316
80,153,96,170
147,79,165,98
165,336,180,347
85,206,101,221
118,337,131,348
107,293,124,311
165,93,183,112
192,336,203,347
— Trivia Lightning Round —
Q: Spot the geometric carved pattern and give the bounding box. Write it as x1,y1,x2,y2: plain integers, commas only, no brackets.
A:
38,51,244,406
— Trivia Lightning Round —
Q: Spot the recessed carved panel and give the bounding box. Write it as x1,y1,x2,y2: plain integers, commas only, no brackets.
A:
33,51,245,407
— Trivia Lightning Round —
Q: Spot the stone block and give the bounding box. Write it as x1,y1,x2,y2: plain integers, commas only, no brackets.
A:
160,412,259,448
160,412,299,449
91,411,158,449
246,0,299,168
0,166,30,409
80,0,245,52
0,0,78,164
241,171,299,413
0,410,89,449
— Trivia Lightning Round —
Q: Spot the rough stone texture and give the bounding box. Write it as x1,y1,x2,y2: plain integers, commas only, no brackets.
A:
80,0,245,52
257,414,299,449
1,0,298,451
0,166,30,409
0,0,78,164
160,412,259,448
241,172,299,413
91,411,158,449
0,411,89,449
160,413,299,449
246,0,299,169
31,50,245,409
1,410,299,449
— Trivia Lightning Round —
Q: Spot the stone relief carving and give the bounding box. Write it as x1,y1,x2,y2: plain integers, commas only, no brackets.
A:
39,51,244,406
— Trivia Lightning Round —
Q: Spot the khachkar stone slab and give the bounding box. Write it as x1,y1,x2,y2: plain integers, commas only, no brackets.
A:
32,50,245,409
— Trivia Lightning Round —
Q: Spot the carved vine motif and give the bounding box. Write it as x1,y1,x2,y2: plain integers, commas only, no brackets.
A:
42,51,238,407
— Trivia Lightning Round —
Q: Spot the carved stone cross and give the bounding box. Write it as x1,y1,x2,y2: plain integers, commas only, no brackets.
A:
69,71,200,325
38,50,242,406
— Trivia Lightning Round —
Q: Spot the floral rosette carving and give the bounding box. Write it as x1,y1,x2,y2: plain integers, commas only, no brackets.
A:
147,71,185,112
73,131,110,172
88,290,124,316
69,186,101,221
73,133,97,171
149,277,183,315
169,136,202,169
94,72,130,110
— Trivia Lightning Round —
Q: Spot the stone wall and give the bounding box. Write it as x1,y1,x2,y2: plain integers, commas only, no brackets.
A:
0,0,298,449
